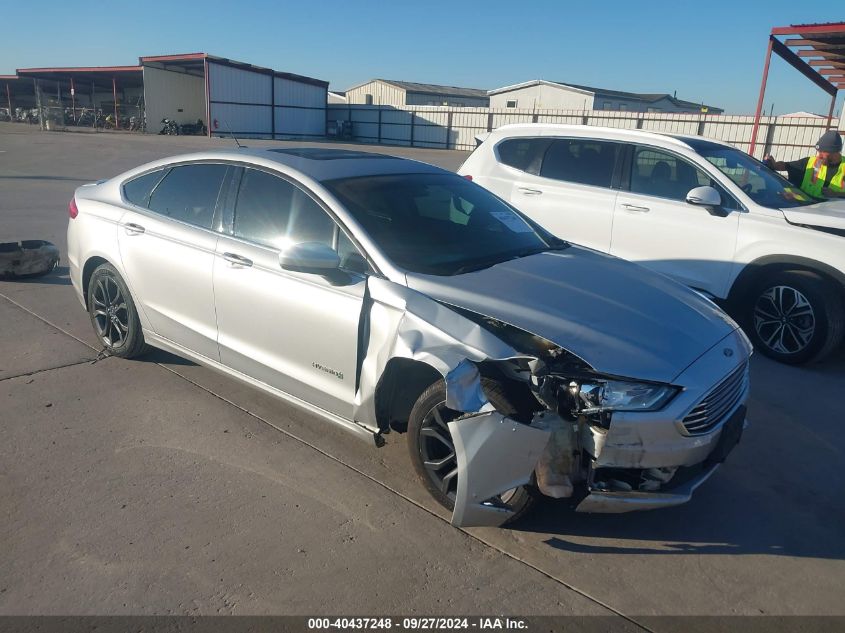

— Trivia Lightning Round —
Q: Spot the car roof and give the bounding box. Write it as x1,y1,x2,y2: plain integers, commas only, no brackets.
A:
489,123,739,152
164,146,448,182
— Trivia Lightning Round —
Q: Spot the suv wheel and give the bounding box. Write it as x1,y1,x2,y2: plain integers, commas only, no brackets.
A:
745,270,844,364
87,263,149,358
407,377,537,524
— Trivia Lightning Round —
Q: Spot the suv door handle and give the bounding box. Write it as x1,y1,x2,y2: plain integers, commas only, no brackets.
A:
517,187,543,196
222,252,253,267
122,222,146,235
621,204,650,213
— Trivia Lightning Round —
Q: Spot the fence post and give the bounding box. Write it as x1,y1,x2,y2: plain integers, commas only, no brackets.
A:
377,107,382,144
582,110,588,126
636,114,644,129
697,111,706,136
486,111,493,132
763,117,777,158
34,79,44,131
410,110,415,147
445,110,452,149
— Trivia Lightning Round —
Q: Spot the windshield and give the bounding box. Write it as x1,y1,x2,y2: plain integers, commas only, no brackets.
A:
682,138,817,209
323,173,564,275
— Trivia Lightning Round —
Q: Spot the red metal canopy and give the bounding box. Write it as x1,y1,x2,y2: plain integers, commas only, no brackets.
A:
750,22,845,154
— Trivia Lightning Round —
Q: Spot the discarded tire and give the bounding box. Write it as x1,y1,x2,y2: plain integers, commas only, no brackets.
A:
0,240,60,278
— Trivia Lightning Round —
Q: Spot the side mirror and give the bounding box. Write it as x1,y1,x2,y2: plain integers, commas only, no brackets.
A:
280,242,340,274
686,186,728,216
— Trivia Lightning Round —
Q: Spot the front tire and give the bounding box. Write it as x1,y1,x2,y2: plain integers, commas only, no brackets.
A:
407,377,537,524
87,263,149,358
745,270,844,364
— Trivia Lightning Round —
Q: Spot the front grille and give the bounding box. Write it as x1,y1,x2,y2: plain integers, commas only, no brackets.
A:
682,361,749,435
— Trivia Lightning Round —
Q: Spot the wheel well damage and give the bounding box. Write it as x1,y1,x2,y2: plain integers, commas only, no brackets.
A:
353,276,605,528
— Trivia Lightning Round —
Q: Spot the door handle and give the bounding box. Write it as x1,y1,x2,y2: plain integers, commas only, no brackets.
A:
222,252,253,267
621,204,650,213
517,187,543,196
123,222,145,235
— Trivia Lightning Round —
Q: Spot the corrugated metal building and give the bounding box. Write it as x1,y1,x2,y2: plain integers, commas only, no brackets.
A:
345,79,489,107
489,80,723,113
5,53,329,137
141,53,329,137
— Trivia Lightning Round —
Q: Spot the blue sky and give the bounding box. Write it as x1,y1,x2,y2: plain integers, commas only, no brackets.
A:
1,1,843,115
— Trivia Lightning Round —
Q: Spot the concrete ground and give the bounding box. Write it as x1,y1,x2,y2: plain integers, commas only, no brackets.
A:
1,123,843,624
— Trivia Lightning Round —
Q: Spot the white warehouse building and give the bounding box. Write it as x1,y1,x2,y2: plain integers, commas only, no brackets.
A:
141,53,329,138
489,80,722,113
345,79,489,107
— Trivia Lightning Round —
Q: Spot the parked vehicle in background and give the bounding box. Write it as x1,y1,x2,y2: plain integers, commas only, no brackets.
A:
159,118,179,135
460,124,845,365
66,148,751,527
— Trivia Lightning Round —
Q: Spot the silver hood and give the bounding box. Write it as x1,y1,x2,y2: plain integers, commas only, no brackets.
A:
781,200,845,231
405,247,737,384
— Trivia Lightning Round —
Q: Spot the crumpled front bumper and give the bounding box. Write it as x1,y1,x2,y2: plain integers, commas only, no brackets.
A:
575,462,720,513
576,411,748,513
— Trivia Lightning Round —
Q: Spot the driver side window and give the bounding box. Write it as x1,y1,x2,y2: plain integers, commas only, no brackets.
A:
233,168,370,273
630,147,738,209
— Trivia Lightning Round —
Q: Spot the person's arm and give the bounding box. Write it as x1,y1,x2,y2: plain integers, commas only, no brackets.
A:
764,155,787,171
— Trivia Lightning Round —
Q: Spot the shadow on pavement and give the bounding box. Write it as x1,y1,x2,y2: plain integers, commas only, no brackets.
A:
139,347,198,367
1,265,72,286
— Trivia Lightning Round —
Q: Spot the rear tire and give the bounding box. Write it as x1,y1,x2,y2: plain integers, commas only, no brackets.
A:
407,377,537,524
744,270,844,364
87,263,149,359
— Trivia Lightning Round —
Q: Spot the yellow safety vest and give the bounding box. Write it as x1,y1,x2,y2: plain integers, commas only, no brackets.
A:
801,156,845,197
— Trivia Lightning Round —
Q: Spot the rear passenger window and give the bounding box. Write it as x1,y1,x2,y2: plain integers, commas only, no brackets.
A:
148,164,228,229
123,169,167,207
539,139,620,188
233,168,335,250
497,138,551,174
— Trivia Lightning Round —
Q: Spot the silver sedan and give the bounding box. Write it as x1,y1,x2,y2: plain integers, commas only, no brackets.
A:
66,147,751,527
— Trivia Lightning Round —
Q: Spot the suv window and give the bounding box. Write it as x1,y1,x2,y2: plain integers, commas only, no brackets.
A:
123,169,168,207
233,168,335,250
630,147,737,208
539,139,620,188
147,164,228,229
497,138,551,174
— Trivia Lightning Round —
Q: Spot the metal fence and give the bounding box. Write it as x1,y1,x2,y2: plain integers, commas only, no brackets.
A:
327,104,841,161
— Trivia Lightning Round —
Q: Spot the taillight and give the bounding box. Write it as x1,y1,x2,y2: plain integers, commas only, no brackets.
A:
463,174,473,181
68,197,78,219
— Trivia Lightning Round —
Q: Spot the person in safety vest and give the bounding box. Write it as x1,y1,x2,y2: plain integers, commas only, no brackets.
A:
764,130,845,199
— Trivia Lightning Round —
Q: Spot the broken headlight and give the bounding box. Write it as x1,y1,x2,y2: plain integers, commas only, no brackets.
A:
574,380,678,413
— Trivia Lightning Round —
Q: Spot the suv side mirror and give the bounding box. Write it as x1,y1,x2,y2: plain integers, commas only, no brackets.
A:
686,186,729,216
280,242,340,274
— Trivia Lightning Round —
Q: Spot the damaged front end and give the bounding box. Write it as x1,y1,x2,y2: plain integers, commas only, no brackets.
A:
353,277,749,528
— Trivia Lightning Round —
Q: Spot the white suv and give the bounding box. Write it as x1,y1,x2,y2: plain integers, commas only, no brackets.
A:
459,124,845,364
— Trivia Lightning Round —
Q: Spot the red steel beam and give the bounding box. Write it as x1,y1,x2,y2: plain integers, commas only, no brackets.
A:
784,38,845,47
772,23,845,36
18,65,141,74
750,37,775,156
112,77,118,130
798,50,845,59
